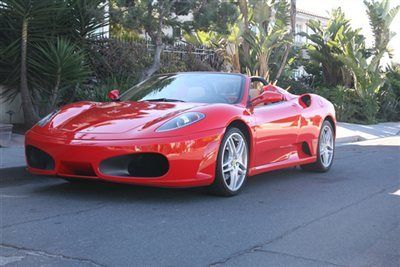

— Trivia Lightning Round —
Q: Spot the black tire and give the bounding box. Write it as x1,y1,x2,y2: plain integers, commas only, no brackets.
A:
208,127,249,196
301,120,335,172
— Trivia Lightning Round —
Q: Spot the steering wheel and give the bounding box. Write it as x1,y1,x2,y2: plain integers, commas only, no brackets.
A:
250,76,269,85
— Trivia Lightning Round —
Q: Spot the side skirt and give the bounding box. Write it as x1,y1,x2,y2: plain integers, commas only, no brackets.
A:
248,154,316,176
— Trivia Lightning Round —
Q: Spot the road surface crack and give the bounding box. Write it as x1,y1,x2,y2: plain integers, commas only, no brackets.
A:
1,203,107,229
254,248,347,266
0,243,106,267
208,186,395,266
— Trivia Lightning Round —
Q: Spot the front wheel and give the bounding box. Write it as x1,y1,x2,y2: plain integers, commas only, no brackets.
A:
301,120,335,172
208,127,249,196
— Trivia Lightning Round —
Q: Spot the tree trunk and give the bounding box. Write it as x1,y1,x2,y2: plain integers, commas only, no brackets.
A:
232,44,241,73
259,53,269,80
49,68,61,111
141,6,164,81
274,0,296,83
20,18,40,128
141,43,163,81
238,0,250,67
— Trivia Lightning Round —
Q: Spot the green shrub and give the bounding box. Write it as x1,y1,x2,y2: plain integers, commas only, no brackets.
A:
289,84,364,123
62,39,223,103
378,65,400,122
87,39,152,90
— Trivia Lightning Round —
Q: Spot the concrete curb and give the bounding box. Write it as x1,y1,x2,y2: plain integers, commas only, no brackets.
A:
336,135,366,144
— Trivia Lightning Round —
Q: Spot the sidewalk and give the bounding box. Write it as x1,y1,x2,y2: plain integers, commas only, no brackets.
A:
0,134,25,169
0,122,399,169
336,122,400,143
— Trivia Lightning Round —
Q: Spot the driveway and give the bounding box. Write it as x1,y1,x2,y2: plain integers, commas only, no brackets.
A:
1,136,399,266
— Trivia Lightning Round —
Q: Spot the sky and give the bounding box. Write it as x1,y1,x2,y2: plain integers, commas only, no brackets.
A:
297,0,400,64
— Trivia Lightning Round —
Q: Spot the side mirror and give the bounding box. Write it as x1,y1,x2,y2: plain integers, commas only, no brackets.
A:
107,89,120,100
262,84,279,93
251,91,284,106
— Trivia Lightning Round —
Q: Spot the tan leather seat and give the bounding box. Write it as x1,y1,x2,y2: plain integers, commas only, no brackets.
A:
249,89,261,100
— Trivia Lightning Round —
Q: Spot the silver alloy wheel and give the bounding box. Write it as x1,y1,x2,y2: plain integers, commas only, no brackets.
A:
221,133,248,191
319,124,334,167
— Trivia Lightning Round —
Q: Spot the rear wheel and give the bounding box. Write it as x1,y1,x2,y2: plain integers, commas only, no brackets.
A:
301,120,335,172
208,127,249,196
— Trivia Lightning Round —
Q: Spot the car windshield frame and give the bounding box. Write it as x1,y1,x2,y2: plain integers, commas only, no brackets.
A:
119,73,246,104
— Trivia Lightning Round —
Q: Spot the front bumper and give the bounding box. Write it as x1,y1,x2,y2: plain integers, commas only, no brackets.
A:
25,128,224,187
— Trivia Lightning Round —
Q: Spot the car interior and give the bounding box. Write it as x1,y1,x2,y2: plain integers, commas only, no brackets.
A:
248,77,282,105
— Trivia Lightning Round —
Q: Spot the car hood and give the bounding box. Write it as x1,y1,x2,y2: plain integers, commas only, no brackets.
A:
33,101,205,138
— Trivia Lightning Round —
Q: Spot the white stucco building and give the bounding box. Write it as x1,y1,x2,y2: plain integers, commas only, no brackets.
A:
295,9,329,45
293,9,329,79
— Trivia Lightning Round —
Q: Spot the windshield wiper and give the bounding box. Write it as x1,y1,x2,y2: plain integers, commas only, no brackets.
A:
143,98,185,102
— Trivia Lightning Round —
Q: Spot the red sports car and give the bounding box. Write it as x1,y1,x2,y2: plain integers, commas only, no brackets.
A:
26,72,336,196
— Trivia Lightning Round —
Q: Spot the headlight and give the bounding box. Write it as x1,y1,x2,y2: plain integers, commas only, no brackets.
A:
37,109,59,127
156,112,205,132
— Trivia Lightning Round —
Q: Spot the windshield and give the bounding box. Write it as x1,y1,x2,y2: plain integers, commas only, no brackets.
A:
120,73,244,104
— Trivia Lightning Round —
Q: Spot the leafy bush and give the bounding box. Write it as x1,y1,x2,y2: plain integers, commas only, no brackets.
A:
0,0,107,126
378,65,400,122
30,38,90,112
65,39,223,103
289,84,364,123
322,86,361,123
88,39,152,90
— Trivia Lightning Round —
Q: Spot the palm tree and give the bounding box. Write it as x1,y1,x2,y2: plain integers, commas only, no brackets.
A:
300,8,356,87
274,0,296,82
336,0,399,123
241,0,291,80
364,0,400,72
0,0,59,126
0,0,106,127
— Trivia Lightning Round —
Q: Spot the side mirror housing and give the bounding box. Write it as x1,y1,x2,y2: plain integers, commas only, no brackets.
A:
251,91,284,106
107,89,120,100
262,84,280,93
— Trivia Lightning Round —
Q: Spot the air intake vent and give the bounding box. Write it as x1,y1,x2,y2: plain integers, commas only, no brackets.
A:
100,153,169,177
26,146,55,170
299,94,312,108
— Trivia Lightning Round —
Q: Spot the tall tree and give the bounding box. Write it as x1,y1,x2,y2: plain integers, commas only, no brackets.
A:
237,0,251,65
0,0,106,127
364,0,400,71
110,0,238,80
242,0,291,80
0,0,60,126
274,0,296,82
336,0,399,123
300,8,357,87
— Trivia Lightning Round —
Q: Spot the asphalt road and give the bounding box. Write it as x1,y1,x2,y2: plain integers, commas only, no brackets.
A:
1,136,399,267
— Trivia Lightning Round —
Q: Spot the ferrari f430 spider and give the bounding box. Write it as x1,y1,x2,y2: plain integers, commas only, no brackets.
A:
26,72,336,196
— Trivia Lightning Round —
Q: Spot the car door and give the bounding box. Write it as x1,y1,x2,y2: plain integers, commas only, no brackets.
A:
252,97,301,167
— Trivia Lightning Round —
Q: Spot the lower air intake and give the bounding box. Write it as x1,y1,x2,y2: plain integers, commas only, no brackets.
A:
26,145,55,170
99,153,169,178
